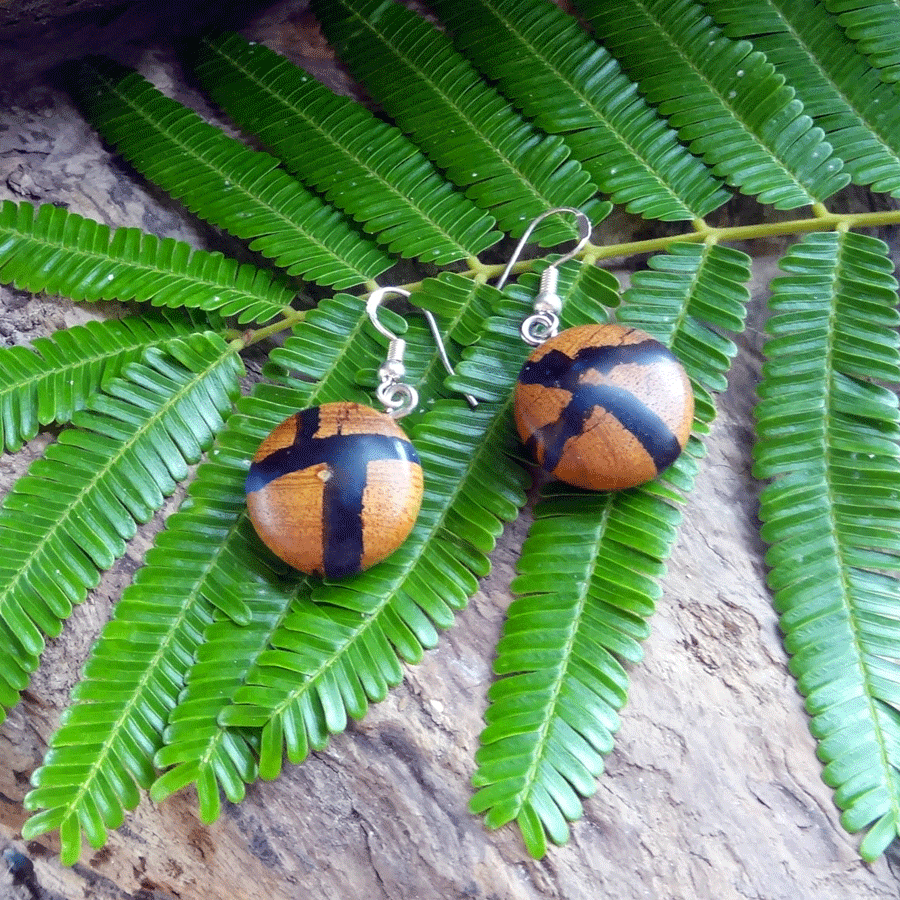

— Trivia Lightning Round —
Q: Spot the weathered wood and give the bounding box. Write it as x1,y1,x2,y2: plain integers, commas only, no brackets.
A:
1,7,900,900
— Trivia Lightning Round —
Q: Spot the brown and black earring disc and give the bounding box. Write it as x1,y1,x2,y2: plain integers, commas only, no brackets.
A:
514,323,694,491
245,402,424,578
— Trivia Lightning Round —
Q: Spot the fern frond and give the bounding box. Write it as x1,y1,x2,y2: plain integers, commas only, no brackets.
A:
70,59,391,289
193,33,501,265
469,242,750,856
310,0,610,244
140,282,480,813
708,0,900,196
574,0,850,208
214,276,528,778
0,200,295,322
826,0,900,83
150,561,298,823
428,0,729,222
19,334,245,861
0,310,201,453
753,231,900,861
472,479,679,856
0,334,241,723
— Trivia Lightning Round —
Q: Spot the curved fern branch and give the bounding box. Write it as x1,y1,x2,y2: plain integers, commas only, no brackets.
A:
0,200,295,323
193,32,501,266
574,0,850,208
468,243,751,856
70,58,391,289
0,309,200,453
753,230,900,861
310,0,611,244
428,0,730,223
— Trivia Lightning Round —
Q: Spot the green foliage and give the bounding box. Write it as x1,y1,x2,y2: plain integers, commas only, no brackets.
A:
754,231,900,861
0,0,899,868
574,0,851,207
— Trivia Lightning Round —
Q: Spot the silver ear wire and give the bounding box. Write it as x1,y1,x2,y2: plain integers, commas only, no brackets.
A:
494,207,592,346
366,287,478,417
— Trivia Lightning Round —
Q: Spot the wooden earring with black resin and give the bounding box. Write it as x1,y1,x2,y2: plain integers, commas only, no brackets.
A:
513,323,693,491
245,285,476,579
499,208,694,492
245,401,423,579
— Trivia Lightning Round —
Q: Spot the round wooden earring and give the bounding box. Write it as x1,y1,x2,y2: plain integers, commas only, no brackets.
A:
245,286,476,579
499,207,694,492
513,323,694,491
245,402,423,578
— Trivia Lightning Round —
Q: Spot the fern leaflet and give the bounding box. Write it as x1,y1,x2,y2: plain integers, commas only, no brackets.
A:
18,334,244,860
708,0,900,196
428,0,729,222
193,32,501,265
0,310,202,453
574,0,850,207
70,58,391,289
826,0,900,82
311,0,611,244
754,231,900,861
0,200,295,323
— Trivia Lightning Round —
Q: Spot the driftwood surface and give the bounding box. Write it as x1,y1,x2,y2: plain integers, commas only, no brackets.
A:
1,4,900,899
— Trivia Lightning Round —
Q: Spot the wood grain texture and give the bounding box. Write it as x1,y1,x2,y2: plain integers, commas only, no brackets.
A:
246,404,423,576
1,5,899,900
514,324,694,490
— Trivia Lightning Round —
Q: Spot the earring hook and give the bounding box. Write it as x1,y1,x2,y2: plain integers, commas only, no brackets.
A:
495,207,592,291
366,287,478,416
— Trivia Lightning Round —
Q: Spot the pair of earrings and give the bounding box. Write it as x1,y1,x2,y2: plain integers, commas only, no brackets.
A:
245,209,694,579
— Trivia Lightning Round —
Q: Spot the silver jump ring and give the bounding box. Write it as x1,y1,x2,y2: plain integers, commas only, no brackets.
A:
376,381,419,419
521,312,560,346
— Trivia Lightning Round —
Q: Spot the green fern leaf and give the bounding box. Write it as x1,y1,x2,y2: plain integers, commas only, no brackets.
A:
708,0,900,196
19,334,244,862
574,0,850,208
150,564,298,822
212,277,528,778
0,310,200,453
753,230,900,861
70,58,391,289
472,480,677,855
0,333,242,730
0,200,295,322
469,242,750,855
825,0,900,83
310,0,610,244
146,281,480,811
40,338,336,846
427,0,729,222
193,32,501,265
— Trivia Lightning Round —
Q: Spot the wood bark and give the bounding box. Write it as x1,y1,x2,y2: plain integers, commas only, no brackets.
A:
1,5,900,899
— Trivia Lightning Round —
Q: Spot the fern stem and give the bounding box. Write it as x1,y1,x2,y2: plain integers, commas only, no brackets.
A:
243,310,308,346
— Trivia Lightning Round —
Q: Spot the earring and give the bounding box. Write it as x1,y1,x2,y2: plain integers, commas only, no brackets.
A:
498,208,694,492
245,287,474,578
